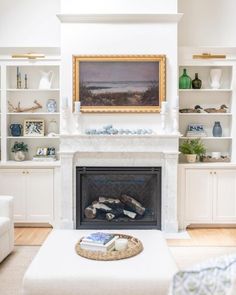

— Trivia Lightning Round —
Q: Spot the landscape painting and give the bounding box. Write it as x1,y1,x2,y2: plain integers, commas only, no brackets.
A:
73,55,166,112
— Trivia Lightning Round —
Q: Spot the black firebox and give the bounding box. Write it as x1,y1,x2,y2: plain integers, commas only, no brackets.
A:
76,167,161,229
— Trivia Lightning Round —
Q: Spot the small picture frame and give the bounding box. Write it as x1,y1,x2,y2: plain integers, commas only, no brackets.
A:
24,120,44,137
47,147,56,156
36,147,48,156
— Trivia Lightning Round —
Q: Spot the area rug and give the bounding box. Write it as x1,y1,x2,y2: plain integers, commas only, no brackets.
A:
0,246,39,295
1,246,236,295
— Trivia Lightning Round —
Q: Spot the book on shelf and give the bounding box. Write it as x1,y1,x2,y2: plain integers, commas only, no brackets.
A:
32,155,57,162
186,131,207,138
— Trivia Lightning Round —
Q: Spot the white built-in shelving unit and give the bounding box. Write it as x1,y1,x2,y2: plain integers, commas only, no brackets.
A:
179,61,236,163
0,58,61,164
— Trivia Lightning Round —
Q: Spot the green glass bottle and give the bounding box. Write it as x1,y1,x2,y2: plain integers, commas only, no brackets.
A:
179,68,192,89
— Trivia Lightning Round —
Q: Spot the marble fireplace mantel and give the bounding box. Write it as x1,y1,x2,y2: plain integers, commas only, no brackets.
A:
59,133,180,232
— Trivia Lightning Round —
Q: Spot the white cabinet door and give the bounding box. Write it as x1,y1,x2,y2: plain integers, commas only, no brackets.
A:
185,169,213,223
0,169,26,221
26,169,54,222
213,170,236,222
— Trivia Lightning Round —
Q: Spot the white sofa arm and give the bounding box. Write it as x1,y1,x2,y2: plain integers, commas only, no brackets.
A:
0,195,14,220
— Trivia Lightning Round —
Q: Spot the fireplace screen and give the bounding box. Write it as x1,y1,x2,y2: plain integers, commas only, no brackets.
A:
76,167,161,229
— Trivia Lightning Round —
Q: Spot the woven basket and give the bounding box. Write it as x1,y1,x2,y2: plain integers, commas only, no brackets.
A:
75,233,143,261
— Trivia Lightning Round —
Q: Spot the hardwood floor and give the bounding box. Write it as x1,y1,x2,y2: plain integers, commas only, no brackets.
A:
14,227,52,246
14,227,236,246
167,228,236,246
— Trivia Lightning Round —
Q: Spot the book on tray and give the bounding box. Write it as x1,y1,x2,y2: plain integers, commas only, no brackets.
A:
80,232,119,252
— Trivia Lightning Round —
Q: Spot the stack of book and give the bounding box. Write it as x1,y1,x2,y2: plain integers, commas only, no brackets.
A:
32,155,57,162
80,232,119,252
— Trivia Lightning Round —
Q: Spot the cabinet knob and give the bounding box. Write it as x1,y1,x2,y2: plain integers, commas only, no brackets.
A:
22,171,25,174
210,171,212,174
214,172,216,175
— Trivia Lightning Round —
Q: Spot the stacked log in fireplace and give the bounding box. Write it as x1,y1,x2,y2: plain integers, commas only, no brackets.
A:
84,195,146,221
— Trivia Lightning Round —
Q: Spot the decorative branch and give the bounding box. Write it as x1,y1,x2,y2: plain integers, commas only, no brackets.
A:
8,100,42,113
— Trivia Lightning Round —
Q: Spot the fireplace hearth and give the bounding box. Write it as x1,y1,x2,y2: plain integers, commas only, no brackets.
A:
76,167,161,229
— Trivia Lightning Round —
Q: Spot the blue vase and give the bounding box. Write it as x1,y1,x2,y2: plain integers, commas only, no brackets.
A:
212,121,222,137
10,124,22,136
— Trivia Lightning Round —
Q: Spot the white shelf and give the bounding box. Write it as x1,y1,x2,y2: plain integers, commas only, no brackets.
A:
7,112,60,116
7,136,60,139
180,137,232,140
56,13,183,23
179,113,232,116
179,89,232,92
0,160,61,167
7,89,60,92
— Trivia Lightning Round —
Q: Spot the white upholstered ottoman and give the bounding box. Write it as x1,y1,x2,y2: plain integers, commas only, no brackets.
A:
22,230,177,295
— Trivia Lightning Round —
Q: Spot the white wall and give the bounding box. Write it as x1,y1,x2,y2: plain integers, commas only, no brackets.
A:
60,0,179,132
178,0,236,47
61,0,177,14
0,0,60,48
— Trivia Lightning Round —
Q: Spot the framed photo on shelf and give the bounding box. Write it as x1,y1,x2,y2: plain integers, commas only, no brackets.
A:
36,147,48,156
24,120,45,137
73,55,166,113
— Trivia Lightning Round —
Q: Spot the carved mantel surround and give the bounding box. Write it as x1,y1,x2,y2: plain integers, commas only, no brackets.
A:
59,134,180,232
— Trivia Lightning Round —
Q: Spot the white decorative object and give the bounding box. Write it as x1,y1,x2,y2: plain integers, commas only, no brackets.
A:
48,119,59,136
211,152,221,159
160,113,167,133
38,71,54,89
47,99,57,112
14,151,26,161
161,101,168,114
160,102,169,133
62,96,69,109
115,238,128,251
209,68,222,89
74,101,81,113
73,113,82,134
171,108,179,134
0,196,14,263
61,108,71,135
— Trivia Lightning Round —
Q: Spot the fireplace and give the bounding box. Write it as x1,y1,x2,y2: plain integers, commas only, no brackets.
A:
76,167,161,229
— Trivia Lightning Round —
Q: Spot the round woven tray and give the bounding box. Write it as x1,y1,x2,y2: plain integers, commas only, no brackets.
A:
75,233,143,261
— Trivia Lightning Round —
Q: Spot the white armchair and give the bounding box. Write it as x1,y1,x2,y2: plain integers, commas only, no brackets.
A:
0,195,14,262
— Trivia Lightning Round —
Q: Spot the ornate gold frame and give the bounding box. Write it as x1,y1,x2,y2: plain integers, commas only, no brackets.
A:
73,55,166,113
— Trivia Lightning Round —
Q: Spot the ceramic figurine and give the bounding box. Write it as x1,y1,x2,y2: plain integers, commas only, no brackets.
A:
47,99,57,112
204,104,228,113
179,105,203,113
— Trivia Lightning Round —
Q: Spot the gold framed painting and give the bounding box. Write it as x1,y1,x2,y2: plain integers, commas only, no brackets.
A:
73,55,166,113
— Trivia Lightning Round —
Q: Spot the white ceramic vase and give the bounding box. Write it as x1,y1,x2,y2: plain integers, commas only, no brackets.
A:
39,71,54,89
14,151,25,161
186,154,197,163
209,68,222,89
